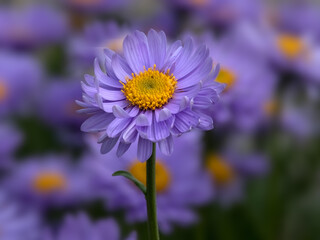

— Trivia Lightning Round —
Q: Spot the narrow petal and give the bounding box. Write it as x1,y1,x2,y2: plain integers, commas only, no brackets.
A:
158,135,174,156
112,105,129,118
107,118,132,138
116,142,131,157
101,137,119,154
111,54,132,81
148,29,166,69
137,137,153,162
81,112,114,132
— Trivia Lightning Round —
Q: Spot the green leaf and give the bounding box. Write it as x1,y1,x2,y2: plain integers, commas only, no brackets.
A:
112,170,146,195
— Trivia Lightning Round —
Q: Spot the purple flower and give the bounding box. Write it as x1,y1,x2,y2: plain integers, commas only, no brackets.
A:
3,156,92,209
69,21,129,72
0,52,42,117
38,79,85,127
79,29,223,161
0,5,68,49
0,191,42,240
198,33,276,131
84,131,213,233
0,123,23,169
206,152,269,206
43,212,136,240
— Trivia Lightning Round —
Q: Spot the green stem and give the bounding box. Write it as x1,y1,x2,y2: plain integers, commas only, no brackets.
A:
146,143,160,240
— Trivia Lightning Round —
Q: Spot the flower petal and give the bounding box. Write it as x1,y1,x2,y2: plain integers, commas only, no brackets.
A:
100,137,119,154
148,29,166,69
107,118,132,138
112,105,129,118
137,137,153,162
116,142,131,157
81,112,114,132
158,135,173,156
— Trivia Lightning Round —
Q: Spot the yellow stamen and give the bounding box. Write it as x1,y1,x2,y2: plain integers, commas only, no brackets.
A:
215,67,236,91
32,171,67,194
206,154,234,185
129,160,171,192
0,80,8,102
122,65,177,110
276,33,306,59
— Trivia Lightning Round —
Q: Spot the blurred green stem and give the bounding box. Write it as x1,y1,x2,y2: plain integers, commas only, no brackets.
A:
146,143,160,240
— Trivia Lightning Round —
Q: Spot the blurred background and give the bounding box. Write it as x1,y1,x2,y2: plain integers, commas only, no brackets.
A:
0,0,320,239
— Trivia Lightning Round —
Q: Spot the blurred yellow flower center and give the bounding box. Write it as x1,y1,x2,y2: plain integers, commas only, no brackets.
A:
105,37,125,53
264,99,279,116
32,172,67,194
215,67,236,91
129,160,171,192
0,80,8,102
207,154,234,185
122,65,177,110
277,34,306,59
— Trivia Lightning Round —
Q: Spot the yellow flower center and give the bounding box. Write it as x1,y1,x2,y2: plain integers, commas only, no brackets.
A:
206,154,234,185
0,80,8,102
129,160,171,192
32,171,67,194
122,66,177,110
215,67,236,91
276,34,306,59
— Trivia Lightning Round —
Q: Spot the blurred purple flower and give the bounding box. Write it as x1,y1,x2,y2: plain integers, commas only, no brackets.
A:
79,29,223,161
0,123,23,169
0,191,42,240
0,5,68,49
43,212,136,240
0,52,42,117
68,21,129,72
199,33,276,131
3,156,92,209
85,131,213,233
206,152,269,206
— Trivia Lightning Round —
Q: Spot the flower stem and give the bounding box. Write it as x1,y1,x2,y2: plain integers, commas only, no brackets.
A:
146,142,160,240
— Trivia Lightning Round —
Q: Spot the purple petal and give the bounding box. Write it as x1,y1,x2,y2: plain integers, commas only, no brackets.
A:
81,112,114,132
158,135,173,156
111,54,132,81
107,118,132,138
112,105,129,118
98,88,125,101
122,122,138,143
101,137,119,154
137,137,153,162
116,142,131,157
148,29,166,69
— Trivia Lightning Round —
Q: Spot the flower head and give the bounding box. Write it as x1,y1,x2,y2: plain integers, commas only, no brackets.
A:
79,29,223,161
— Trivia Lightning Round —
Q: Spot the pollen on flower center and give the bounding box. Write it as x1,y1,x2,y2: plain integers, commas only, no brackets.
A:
206,154,234,185
276,33,306,59
129,160,171,192
0,80,8,102
122,65,177,110
32,171,67,194
215,67,236,91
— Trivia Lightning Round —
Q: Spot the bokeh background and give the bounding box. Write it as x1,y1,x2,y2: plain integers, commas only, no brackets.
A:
1,0,320,239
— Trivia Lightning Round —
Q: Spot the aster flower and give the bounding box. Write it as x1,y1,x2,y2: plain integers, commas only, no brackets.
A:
0,191,41,240
84,131,213,233
43,212,136,240
3,156,92,209
0,5,68,49
0,52,42,117
0,123,23,169
206,151,269,206
79,29,222,162
69,21,129,72
197,33,276,131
